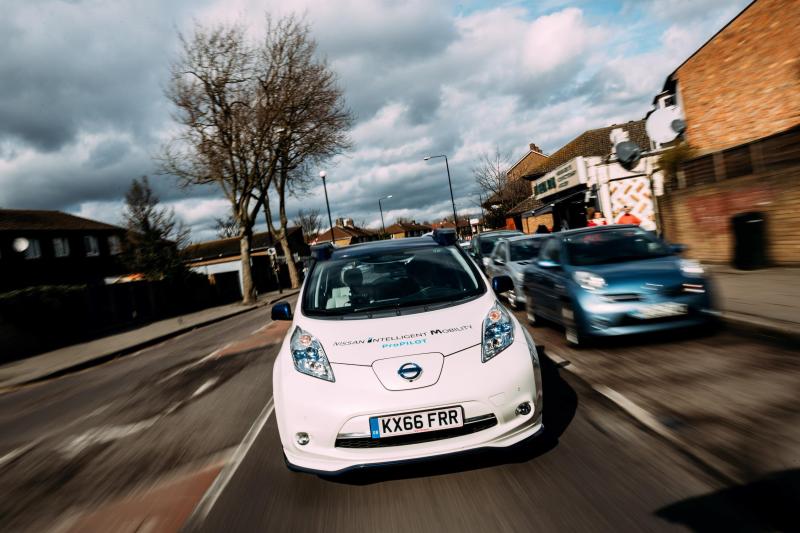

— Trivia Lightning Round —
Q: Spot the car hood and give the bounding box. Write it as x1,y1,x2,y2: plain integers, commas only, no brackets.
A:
297,294,494,365
572,255,684,286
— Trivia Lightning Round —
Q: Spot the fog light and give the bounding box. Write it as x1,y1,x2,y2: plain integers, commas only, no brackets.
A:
295,432,310,446
515,402,531,416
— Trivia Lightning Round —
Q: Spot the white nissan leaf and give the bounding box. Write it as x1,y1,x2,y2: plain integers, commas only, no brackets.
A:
270,229,543,474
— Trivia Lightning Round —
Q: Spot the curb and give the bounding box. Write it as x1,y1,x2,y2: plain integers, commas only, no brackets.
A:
541,346,742,487
1,291,299,391
720,312,800,346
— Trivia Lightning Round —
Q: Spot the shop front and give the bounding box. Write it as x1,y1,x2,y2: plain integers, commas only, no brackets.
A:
531,156,600,231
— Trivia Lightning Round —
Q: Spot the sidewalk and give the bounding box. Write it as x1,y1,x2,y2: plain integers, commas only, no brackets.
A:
0,289,297,391
710,266,800,341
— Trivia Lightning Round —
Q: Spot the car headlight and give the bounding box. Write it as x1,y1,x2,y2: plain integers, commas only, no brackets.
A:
680,259,705,276
573,271,606,290
482,302,514,363
290,326,335,382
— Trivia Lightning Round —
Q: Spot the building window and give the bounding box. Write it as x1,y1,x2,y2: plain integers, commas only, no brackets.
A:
108,235,122,256
25,239,42,260
84,235,100,257
53,237,70,258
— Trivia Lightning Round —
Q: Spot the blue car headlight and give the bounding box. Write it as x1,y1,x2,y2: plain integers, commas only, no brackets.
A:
290,326,335,382
482,302,514,362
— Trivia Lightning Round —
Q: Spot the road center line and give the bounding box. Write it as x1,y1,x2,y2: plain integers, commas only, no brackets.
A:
184,396,276,527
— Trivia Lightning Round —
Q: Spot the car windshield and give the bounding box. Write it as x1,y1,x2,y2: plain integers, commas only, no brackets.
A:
564,229,673,266
303,246,485,317
510,239,542,262
480,234,516,254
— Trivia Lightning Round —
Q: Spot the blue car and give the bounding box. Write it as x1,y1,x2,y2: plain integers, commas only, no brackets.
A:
521,225,715,346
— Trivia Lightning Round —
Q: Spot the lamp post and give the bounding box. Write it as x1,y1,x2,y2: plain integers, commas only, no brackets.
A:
378,194,392,238
319,171,334,243
424,154,459,235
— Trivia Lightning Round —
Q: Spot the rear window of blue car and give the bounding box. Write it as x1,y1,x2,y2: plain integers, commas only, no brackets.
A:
564,229,672,266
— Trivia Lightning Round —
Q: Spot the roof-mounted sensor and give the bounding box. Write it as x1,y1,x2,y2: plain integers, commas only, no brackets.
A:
432,228,457,246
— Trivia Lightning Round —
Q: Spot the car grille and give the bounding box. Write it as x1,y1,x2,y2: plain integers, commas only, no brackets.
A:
335,414,498,449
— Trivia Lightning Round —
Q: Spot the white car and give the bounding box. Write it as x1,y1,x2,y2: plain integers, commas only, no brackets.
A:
270,229,543,474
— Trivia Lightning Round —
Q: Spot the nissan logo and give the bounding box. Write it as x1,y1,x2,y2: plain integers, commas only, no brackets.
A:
397,362,422,381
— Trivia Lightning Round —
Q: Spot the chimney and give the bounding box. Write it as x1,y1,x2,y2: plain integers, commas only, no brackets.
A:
344,218,354,227
335,217,345,227
529,143,542,153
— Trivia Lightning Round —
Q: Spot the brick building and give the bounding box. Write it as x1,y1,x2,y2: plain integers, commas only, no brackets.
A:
385,221,431,239
656,0,800,266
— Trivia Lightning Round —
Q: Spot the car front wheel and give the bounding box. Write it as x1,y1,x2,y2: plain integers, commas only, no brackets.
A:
525,295,538,325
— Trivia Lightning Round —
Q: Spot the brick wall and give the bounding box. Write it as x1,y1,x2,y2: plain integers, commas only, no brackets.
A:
660,168,800,265
676,0,800,153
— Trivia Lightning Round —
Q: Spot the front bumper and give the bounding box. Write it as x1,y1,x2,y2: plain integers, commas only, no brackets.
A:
273,324,543,474
574,286,716,337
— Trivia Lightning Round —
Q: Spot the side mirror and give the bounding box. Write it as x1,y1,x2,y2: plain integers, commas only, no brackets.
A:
271,301,293,321
670,243,687,255
493,257,505,266
537,259,561,269
491,275,514,295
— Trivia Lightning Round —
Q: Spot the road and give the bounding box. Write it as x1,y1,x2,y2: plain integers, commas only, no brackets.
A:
0,295,792,532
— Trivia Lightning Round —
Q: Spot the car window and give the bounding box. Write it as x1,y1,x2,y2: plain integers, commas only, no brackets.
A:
539,238,561,263
303,246,485,317
564,228,672,266
510,239,542,262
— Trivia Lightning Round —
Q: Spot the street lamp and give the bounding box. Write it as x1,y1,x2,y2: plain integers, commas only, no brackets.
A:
378,194,393,238
424,154,459,235
319,171,334,243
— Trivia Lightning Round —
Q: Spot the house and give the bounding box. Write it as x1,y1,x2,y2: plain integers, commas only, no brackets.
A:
0,209,127,291
482,143,549,231
511,120,657,232
385,221,432,239
183,227,309,297
651,0,800,266
314,218,379,246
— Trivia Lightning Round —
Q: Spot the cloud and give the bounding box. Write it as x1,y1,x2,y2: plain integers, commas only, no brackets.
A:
0,0,752,238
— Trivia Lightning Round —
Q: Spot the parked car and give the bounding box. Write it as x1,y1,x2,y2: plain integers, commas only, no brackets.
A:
270,229,543,474
485,234,547,308
469,230,523,272
522,225,715,346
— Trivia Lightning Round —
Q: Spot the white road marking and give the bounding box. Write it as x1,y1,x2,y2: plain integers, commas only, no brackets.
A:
250,322,272,335
59,417,161,459
191,378,219,398
185,396,275,526
0,439,42,468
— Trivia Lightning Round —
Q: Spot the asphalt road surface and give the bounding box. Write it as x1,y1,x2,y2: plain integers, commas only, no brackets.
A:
0,295,794,532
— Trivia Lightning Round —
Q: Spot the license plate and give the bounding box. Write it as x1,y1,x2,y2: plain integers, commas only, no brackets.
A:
369,406,464,439
632,302,688,319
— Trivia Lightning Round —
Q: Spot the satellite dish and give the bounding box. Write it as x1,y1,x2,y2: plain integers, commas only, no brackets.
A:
646,107,684,144
13,238,30,253
615,141,642,171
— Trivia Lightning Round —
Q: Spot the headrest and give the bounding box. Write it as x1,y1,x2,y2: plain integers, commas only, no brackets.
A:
342,268,363,287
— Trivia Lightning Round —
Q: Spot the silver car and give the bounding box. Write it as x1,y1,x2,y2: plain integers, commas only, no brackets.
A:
485,235,547,308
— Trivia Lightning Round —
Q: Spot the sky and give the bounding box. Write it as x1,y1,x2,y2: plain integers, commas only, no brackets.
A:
0,0,752,242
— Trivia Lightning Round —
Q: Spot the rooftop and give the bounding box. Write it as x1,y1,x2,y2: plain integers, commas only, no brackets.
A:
524,120,651,179
183,227,301,261
0,209,124,232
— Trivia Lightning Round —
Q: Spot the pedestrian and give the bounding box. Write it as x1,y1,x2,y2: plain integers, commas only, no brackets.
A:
617,206,642,226
587,211,607,227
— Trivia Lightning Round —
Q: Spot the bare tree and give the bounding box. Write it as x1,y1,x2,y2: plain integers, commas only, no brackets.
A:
161,23,273,304
293,208,321,242
256,16,353,289
472,147,529,229
214,215,241,239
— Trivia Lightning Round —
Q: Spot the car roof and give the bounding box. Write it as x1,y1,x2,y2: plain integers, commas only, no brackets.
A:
503,234,547,243
328,235,443,259
475,230,522,239
555,224,640,238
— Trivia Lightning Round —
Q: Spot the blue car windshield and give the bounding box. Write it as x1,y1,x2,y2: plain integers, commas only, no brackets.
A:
303,246,485,317
564,229,673,266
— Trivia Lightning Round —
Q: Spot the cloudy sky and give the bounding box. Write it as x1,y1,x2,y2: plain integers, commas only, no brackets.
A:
0,0,751,241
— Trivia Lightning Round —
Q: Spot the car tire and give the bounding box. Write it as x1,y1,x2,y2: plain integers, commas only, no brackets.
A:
561,302,585,347
525,296,539,326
